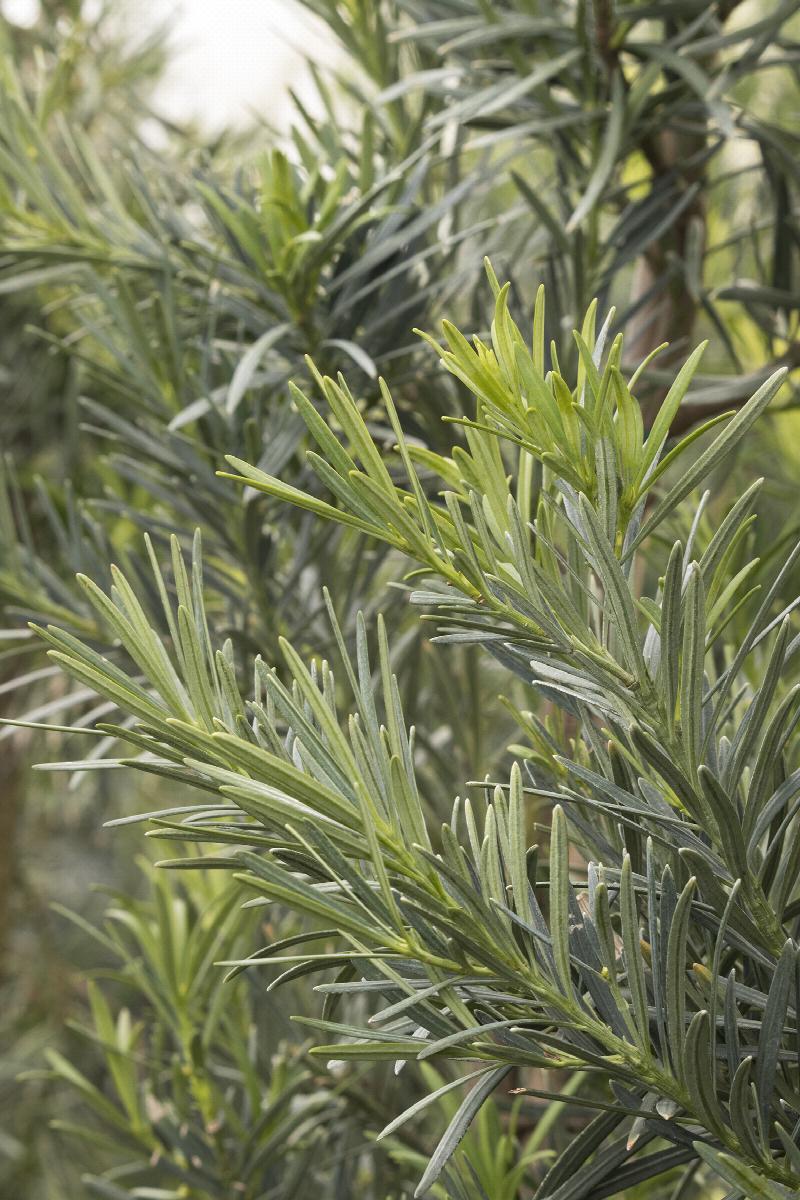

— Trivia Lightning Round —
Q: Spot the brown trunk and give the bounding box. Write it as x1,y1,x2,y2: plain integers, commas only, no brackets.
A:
628,127,708,418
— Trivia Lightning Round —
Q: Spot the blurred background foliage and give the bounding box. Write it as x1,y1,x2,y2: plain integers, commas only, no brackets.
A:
0,0,799,1196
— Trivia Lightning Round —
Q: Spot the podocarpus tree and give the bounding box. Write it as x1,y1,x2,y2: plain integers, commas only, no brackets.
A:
3,1,800,1198
0,4,519,1192
28,279,800,1198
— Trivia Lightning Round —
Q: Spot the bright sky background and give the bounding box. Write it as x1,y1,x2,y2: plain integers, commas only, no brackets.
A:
2,0,337,130
141,0,339,131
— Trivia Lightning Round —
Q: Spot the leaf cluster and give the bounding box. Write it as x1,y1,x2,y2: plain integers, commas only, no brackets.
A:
26,279,800,1196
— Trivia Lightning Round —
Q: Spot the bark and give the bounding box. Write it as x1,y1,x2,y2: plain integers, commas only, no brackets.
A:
629,127,708,420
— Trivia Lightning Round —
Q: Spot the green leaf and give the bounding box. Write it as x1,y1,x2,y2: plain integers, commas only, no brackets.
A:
220,455,382,536
657,541,683,734
666,876,696,1086
693,1142,793,1198
376,1065,500,1142
754,941,796,1126
577,495,643,679
639,342,708,480
620,854,650,1056
680,564,705,774
566,72,625,233
549,805,572,995
414,1065,512,1196
226,324,292,414
626,368,787,556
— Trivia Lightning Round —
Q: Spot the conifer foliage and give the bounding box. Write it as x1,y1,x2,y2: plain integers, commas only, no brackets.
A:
3,1,800,1198
29,279,800,1197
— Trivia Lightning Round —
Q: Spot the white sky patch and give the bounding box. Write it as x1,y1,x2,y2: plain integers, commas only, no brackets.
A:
140,0,339,131
3,0,41,25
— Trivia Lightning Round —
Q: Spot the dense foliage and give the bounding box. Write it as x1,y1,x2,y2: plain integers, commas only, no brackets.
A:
3,1,800,1197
